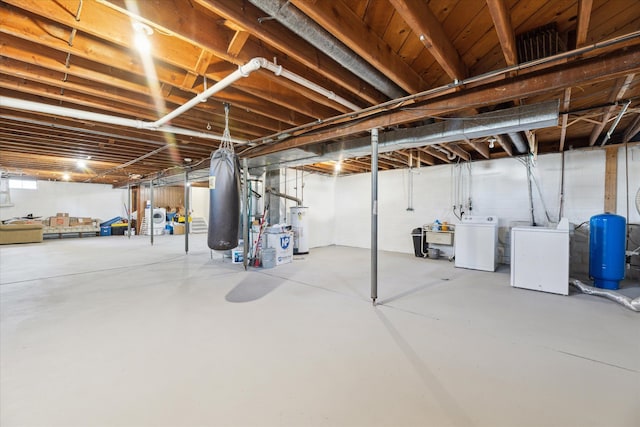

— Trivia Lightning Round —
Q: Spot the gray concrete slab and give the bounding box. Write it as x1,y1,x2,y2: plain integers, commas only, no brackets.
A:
1,236,638,426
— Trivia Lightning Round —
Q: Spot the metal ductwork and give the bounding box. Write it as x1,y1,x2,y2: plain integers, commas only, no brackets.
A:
248,100,559,172
508,132,529,153
248,0,405,99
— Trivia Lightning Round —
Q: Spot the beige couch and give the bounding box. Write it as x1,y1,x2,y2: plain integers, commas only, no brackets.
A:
0,223,44,244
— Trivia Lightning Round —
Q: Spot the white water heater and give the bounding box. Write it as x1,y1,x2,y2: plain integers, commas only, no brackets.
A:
290,206,309,254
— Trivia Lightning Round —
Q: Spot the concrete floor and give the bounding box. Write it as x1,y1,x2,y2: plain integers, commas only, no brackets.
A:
1,235,638,427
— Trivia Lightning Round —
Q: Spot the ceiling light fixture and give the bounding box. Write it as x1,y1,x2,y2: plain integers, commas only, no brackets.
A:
488,137,496,149
76,159,86,169
335,161,342,172
62,173,70,181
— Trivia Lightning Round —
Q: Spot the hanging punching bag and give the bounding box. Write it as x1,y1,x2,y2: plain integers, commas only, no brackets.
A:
207,146,240,251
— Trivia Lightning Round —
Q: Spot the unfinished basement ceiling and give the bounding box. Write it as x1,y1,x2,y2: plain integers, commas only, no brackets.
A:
1,0,639,185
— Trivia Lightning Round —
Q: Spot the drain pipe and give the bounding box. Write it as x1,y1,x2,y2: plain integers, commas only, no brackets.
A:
151,59,263,128
2,56,360,143
258,58,361,111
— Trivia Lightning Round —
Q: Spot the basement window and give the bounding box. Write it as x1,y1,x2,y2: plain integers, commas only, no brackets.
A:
8,178,37,190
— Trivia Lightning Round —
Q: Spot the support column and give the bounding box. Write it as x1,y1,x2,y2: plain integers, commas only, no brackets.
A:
127,184,132,239
605,146,618,212
371,128,379,305
149,180,154,245
243,158,249,270
185,169,190,254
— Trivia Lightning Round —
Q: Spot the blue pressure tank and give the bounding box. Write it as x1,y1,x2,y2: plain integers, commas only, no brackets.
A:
589,213,626,290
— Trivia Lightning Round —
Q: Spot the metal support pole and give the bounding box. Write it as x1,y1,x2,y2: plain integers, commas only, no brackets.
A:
371,128,379,305
184,169,189,254
149,180,154,245
127,183,131,239
243,158,249,270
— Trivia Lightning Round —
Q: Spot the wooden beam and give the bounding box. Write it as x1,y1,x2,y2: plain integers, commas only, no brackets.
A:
418,147,449,163
604,146,617,213
486,0,517,66
227,30,250,57
466,140,490,159
494,135,513,157
559,88,572,151
589,74,635,146
291,0,425,94
623,114,640,142
576,0,593,48
388,0,467,80
249,48,640,156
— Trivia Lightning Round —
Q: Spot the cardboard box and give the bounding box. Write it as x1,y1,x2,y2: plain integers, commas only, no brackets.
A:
50,216,70,227
56,212,69,217
77,217,93,225
173,223,185,235
265,231,293,265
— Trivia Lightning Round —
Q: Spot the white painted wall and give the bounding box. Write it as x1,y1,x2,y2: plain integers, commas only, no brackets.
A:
0,181,127,223
285,171,336,248
328,147,639,255
191,186,208,219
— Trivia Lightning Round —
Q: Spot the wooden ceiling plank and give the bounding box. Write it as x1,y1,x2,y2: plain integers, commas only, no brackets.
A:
6,0,203,71
388,0,467,80
486,0,517,67
291,0,424,94
0,34,292,131
194,0,386,106
2,3,328,125
249,47,640,156
589,73,635,146
576,0,594,48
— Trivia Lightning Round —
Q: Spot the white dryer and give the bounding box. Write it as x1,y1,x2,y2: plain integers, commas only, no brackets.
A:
454,215,499,272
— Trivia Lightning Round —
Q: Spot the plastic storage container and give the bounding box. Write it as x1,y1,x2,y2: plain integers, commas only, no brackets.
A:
589,213,626,290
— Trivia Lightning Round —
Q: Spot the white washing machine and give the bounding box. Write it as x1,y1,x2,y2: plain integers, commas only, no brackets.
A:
454,215,499,271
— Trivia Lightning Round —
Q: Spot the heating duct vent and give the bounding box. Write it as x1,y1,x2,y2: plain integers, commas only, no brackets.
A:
517,23,567,63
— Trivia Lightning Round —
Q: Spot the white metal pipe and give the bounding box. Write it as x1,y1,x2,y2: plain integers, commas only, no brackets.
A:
151,58,263,128
0,96,246,144
258,58,361,111
601,100,632,146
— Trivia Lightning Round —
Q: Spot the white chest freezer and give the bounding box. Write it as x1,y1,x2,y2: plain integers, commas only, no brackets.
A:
510,219,570,295
454,215,499,272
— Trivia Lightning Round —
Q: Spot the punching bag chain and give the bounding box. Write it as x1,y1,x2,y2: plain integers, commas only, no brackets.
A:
220,103,234,153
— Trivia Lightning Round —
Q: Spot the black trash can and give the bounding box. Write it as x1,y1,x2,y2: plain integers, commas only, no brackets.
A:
411,227,428,257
